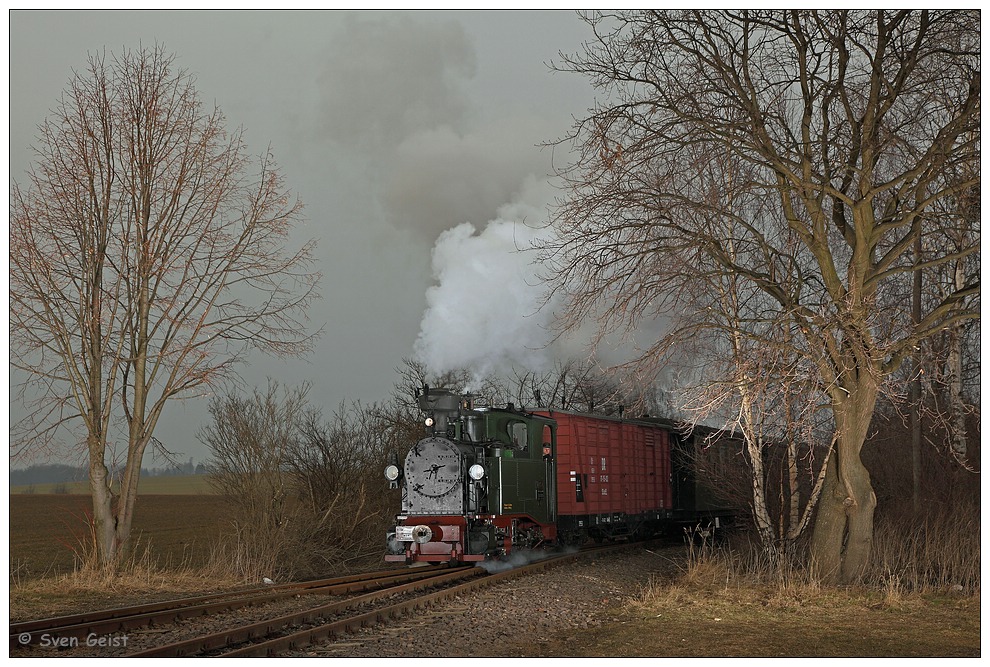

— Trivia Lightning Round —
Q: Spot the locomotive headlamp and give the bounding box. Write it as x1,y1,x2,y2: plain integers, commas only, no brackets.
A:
425,417,435,427
384,464,400,481
468,464,486,481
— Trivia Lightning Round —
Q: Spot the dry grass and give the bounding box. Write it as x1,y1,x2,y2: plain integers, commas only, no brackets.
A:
870,508,980,595
528,512,981,659
605,522,981,658
9,482,979,658
9,565,244,621
524,546,979,658
8,494,244,621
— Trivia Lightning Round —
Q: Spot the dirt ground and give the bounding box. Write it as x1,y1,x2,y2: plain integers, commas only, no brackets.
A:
9,494,227,580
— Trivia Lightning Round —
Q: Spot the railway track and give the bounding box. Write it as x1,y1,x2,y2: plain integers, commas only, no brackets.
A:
9,565,452,653
11,545,631,657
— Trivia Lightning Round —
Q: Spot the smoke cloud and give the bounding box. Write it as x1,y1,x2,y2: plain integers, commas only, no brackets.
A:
382,122,552,240
315,14,560,242
317,14,475,155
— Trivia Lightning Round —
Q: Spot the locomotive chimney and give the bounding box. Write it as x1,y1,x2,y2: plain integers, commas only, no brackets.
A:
417,387,461,434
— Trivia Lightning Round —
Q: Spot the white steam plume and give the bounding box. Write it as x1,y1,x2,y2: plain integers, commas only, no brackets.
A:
413,179,677,394
413,183,562,385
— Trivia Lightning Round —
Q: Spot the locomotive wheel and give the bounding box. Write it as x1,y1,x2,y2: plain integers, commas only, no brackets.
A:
560,530,587,548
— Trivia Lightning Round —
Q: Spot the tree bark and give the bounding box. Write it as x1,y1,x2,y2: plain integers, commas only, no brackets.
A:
947,259,969,465
88,444,118,571
811,377,879,583
809,454,844,582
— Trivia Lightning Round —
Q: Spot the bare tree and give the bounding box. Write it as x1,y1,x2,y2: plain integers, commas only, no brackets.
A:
204,382,417,578
924,182,981,467
678,219,832,557
544,10,979,582
9,46,320,573
398,356,651,415
289,401,410,569
506,360,629,413
203,382,311,581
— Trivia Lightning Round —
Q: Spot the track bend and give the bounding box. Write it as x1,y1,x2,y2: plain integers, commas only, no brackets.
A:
156,545,627,658
9,565,449,653
12,544,633,658
129,565,485,657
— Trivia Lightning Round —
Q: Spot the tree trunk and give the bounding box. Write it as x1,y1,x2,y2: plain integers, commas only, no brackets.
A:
746,430,775,549
784,398,801,544
809,454,844,582
737,383,775,550
810,378,879,584
87,444,118,572
911,229,923,513
947,259,969,465
115,456,145,564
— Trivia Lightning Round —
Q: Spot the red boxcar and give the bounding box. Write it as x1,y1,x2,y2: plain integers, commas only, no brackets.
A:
536,411,673,541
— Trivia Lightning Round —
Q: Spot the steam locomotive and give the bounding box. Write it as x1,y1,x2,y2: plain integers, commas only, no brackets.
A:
384,387,736,564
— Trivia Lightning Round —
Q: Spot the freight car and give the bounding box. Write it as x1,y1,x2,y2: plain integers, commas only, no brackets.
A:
384,387,736,564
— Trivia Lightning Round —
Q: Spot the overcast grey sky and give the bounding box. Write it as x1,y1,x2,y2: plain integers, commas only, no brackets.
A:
8,9,599,465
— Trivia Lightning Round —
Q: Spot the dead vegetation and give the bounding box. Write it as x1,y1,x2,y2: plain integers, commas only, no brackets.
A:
615,537,979,657
9,553,242,622
200,382,418,583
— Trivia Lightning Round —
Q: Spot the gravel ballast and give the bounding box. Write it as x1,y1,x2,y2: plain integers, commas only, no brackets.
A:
294,546,679,658
11,546,681,658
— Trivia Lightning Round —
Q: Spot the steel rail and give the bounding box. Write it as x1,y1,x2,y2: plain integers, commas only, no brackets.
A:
9,565,453,650
219,547,603,657
126,567,485,657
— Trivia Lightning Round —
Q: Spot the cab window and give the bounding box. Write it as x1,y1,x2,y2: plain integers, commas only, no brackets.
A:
510,422,528,450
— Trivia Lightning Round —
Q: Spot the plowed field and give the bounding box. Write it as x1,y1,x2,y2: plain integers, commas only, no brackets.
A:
9,494,227,580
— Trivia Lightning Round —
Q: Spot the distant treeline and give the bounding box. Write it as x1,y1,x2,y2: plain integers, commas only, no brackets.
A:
10,459,206,486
